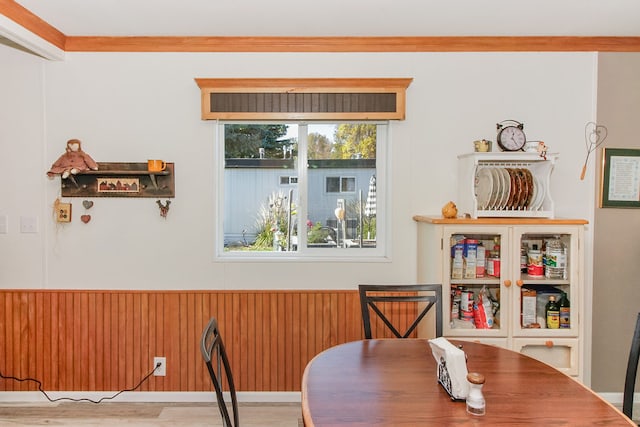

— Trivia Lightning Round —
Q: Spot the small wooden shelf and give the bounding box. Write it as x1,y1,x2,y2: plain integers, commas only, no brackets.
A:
61,162,175,198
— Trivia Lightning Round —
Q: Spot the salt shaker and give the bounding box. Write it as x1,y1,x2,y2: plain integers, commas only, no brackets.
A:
466,372,486,416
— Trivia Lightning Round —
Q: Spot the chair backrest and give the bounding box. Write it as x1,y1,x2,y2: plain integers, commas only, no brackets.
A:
358,284,443,339
623,312,640,420
200,317,239,427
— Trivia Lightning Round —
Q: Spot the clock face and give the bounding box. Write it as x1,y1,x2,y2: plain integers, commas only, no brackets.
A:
498,126,526,151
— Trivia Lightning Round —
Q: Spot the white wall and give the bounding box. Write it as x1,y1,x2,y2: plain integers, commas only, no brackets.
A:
1,49,597,290
0,44,46,287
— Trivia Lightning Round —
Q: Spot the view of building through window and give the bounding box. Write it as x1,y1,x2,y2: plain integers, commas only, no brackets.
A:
221,122,383,256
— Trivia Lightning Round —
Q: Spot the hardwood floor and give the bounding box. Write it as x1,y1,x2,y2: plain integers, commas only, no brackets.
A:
0,400,635,425
0,402,303,426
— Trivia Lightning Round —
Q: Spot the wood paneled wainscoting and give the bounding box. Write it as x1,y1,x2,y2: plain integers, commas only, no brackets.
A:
0,290,419,393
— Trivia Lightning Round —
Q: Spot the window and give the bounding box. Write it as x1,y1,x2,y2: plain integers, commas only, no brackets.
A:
280,176,298,185
326,177,356,193
218,122,386,259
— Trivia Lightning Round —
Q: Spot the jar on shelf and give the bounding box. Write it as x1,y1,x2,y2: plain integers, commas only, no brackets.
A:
545,235,567,279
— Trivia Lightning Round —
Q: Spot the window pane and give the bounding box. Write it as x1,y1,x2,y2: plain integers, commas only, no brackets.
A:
341,177,356,192
306,124,377,249
223,124,298,252
326,177,340,193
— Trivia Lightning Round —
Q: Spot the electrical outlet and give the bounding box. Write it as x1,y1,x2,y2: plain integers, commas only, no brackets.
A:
57,203,72,223
154,357,166,376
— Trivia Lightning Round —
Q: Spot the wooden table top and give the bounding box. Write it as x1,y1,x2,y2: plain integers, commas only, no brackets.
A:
301,339,634,426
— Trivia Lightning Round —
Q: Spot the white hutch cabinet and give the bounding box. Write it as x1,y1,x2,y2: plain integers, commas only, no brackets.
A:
414,216,588,381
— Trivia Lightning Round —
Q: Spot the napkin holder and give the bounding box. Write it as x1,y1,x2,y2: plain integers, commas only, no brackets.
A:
428,337,469,401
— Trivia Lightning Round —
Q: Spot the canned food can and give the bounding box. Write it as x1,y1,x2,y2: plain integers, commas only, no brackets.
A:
487,256,500,277
461,309,475,322
492,258,501,277
527,249,544,276
451,300,460,319
461,290,474,312
486,258,494,276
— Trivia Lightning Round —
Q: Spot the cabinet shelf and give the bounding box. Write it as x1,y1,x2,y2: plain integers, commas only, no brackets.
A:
449,277,500,286
520,276,570,285
60,162,175,198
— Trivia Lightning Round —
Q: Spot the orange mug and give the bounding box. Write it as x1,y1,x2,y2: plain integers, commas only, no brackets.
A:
148,159,166,172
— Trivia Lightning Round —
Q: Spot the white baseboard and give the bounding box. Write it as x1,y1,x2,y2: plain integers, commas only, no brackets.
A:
0,391,301,404
598,392,623,406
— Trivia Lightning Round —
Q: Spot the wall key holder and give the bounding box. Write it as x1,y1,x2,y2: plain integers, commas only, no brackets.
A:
60,162,175,198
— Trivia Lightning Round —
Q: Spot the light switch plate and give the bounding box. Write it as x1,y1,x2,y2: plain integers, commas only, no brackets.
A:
20,216,38,233
0,215,7,234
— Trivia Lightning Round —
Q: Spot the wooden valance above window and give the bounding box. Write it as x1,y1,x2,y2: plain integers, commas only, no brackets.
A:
194,78,412,120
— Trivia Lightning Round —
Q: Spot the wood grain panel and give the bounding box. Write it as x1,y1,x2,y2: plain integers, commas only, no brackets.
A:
1,2,639,55
0,0,66,50
64,36,640,52
195,78,412,120
0,289,416,393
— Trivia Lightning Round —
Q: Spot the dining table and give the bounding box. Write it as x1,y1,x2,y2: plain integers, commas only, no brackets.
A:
301,339,634,426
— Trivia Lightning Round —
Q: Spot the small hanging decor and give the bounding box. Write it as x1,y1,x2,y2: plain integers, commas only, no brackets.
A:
157,200,171,218
80,199,93,223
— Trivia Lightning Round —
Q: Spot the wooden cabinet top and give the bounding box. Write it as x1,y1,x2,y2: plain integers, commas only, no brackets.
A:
413,215,588,225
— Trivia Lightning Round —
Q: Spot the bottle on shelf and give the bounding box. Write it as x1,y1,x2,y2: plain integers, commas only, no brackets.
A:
545,295,560,329
487,237,500,278
492,237,500,257
451,286,462,321
545,235,567,279
520,242,529,274
541,239,547,276
559,292,570,328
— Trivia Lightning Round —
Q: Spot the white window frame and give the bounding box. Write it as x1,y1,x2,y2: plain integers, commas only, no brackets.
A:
214,120,390,262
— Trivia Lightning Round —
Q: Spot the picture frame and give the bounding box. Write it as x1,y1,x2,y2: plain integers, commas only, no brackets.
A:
600,148,640,208
97,177,140,194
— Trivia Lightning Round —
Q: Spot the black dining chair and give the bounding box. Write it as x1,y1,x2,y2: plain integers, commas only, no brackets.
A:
200,317,239,427
623,312,640,422
358,284,443,339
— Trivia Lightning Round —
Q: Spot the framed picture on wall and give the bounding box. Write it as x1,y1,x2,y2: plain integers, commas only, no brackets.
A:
600,148,640,208
97,178,140,193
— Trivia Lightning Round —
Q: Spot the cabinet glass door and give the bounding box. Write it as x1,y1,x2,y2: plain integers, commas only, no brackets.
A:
442,226,508,337
513,227,579,337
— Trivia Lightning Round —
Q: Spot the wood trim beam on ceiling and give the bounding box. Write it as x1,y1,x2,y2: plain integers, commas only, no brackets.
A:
1,2,639,53
194,78,413,120
0,0,65,50
65,36,640,52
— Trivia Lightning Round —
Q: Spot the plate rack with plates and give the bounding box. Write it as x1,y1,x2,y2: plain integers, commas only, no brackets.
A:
457,152,556,218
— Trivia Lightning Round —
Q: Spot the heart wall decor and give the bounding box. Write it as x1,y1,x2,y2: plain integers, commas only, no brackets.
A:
82,200,94,209
81,215,91,224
